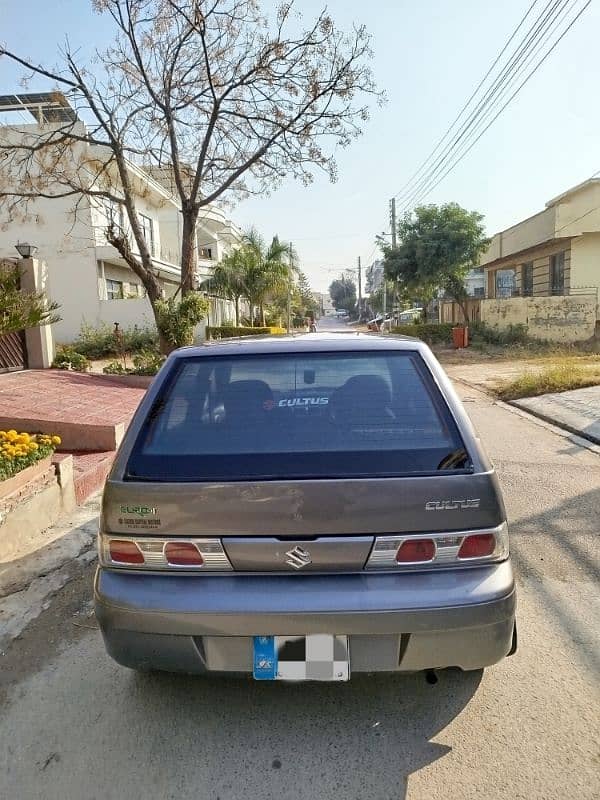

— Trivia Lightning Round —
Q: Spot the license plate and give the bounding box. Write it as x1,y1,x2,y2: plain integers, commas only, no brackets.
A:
253,635,350,681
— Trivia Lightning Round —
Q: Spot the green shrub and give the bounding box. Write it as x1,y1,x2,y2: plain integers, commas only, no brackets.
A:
131,350,165,375
154,294,210,349
102,361,127,375
469,322,531,346
52,347,91,372
72,322,159,359
103,351,165,377
391,323,454,344
207,326,271,340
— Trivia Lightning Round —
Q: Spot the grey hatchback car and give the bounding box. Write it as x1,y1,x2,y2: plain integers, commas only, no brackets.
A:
95,333,516,680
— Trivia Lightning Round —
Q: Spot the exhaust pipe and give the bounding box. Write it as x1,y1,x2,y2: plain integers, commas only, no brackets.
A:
425,669,438,685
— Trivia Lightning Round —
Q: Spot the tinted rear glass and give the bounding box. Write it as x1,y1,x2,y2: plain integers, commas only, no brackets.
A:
126,351,470,481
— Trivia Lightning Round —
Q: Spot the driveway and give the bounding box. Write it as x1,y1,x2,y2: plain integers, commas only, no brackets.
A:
0,383,598,800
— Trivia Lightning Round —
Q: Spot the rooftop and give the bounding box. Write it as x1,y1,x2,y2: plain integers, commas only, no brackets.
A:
0,92,78,124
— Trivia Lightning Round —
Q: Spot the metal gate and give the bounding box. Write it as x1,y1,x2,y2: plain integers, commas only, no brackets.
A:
0,330,27,372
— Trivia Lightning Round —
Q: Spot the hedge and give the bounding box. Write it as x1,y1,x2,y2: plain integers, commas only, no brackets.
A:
206,325,286,340
391,323,454,344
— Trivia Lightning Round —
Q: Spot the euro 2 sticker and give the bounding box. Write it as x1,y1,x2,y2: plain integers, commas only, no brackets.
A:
118,505,161,528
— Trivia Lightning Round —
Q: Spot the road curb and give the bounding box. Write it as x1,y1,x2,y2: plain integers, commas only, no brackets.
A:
451,376,600,456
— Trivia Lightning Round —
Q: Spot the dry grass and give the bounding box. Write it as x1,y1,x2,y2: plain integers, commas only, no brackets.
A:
495,357,600,401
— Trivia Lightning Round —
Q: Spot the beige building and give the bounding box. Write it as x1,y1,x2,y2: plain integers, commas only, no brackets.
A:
482,178,600,299
477,178,600,341
0,93,242,342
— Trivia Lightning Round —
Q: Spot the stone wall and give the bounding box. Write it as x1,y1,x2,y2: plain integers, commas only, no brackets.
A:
480,294,598,342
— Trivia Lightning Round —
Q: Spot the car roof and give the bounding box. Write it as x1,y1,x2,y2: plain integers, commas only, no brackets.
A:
171,331,424,359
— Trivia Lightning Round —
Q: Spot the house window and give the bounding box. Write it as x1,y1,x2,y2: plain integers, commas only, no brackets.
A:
139,214,156,256
126,282,146,299
106,279,124,300
550,252,565,295
199,247,213,260
521,262,534,297
495,269,516,298
473,286,485,298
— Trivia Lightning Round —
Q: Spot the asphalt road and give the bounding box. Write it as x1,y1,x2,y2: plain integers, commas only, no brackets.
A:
1,367,599,799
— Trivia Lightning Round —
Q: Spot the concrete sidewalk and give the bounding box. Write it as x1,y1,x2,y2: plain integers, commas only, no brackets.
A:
512,386,600,444
444,361,600,445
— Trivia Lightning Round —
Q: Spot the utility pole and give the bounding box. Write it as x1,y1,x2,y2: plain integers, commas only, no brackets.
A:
382,198,398,332
357,256,362,320
287,242,293,334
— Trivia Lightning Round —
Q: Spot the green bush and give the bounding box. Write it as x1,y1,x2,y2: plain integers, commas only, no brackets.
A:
207,326,271,340
131,350,165,375
103,351,165,377
154,294,210,349
391,323,454,344
102,361,127,375
72,322,159,359
52,347,91,372
469,322,531,346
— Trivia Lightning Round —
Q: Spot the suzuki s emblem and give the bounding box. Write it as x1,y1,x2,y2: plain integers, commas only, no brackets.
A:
285,545,313,570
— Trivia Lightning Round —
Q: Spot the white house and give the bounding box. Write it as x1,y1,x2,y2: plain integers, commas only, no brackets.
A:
0,93,242,342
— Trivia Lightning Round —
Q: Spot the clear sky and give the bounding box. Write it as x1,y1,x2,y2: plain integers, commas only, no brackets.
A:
2,0,599,291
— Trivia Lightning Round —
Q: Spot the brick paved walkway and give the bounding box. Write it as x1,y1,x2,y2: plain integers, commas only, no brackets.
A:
0,370,147,450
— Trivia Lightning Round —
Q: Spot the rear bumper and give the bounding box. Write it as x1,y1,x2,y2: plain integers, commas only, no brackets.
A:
94,562,516,673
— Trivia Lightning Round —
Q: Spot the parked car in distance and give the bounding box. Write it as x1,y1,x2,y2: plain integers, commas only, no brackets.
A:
95,332,516,681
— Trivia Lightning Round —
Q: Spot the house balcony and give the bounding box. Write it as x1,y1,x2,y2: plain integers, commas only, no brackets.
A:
95,244,181,282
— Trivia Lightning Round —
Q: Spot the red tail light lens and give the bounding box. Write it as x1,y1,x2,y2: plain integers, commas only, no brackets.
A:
458,533,495,559
109,539,145,564
396,538,436,563
164,541,204,566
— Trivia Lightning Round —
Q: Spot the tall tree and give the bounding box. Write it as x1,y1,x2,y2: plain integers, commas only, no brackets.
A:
204,249,247,326
383,203,488,322
297,270,319,318
241,230,291,326
0,0,380,336
329,275,357,316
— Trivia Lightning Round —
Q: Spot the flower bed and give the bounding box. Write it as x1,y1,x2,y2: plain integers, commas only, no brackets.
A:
0,430,61,483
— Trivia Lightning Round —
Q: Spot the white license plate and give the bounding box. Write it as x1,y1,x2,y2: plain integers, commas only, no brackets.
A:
253,634,350,681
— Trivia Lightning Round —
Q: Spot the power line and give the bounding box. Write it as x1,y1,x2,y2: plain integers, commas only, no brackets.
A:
394,0,590,213
399,0,581,212
393,0,541,201
406,0,591,207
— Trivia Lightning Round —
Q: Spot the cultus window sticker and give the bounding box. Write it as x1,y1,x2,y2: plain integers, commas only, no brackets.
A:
278,397,329,408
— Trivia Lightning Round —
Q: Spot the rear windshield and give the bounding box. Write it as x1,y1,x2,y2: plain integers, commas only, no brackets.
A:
126,351,470,481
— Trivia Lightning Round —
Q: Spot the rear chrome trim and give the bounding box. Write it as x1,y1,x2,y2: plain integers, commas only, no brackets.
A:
99,534,233,571
366,523,509,570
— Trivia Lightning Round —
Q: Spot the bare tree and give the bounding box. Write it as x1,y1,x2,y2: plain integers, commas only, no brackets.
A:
0,0,380,341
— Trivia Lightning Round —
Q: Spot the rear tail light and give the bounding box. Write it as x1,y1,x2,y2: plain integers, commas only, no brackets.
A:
109,539,145,565
164,541,204,566
458,532,495,559
99,534,232,571
367,523,509,570
396,538,435,563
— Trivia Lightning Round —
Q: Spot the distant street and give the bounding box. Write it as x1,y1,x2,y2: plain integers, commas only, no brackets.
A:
315,314,354,331
1,379,598,800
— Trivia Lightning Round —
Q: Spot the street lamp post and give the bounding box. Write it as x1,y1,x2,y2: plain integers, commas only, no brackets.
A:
15,242,38,259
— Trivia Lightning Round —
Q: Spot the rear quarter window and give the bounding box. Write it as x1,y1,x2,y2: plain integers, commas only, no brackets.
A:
126,351,470,481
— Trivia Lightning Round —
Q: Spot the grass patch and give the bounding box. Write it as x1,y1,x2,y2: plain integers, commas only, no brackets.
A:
496,358,600,401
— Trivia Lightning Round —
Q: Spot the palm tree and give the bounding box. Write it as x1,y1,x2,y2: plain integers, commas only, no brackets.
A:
241,230,292,326
202,249,246,326
203,230,295,327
